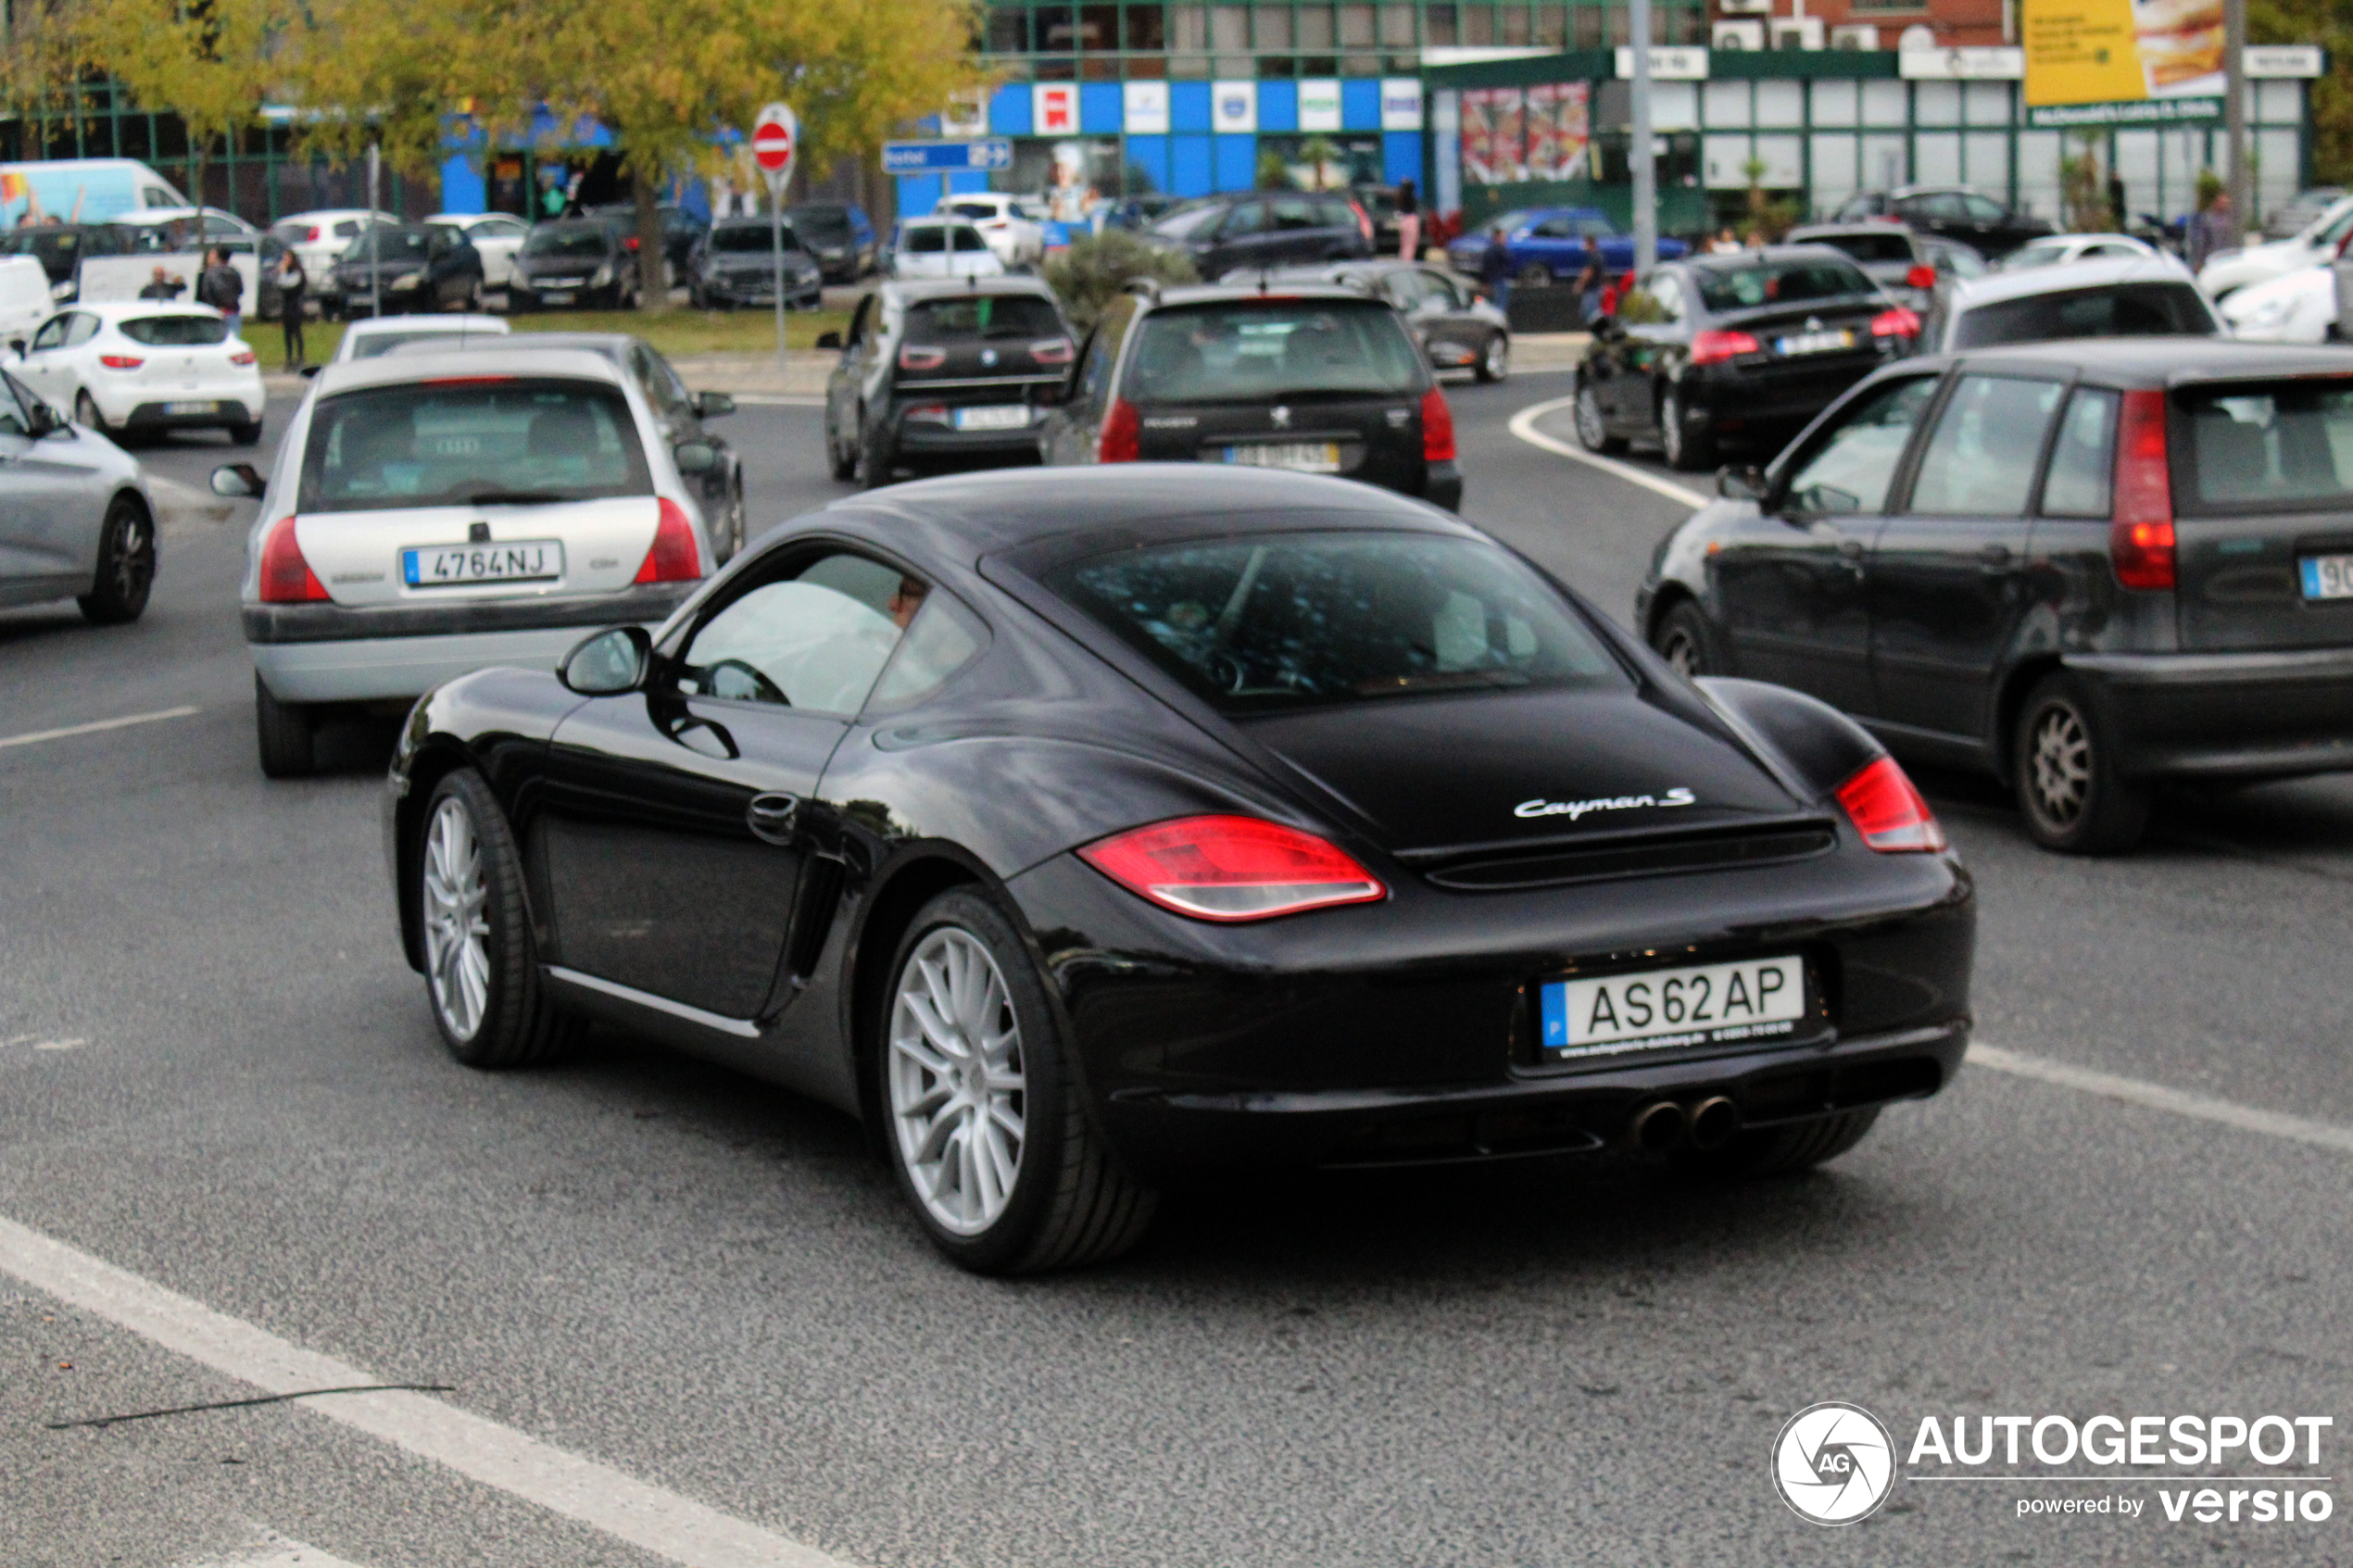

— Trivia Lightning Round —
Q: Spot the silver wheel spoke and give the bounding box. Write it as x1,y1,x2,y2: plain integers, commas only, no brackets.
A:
887,924,1026,1236
422,797,492,1041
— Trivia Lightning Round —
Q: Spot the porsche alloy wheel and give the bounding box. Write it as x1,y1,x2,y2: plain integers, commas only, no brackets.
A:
422,794,492,1044
878,890,1156,1273
888,925,1028,1236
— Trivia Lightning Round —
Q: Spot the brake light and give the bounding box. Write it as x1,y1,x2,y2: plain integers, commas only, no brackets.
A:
229,349,257,365
899,345,946,370
903,403,950,423
2110,388,2176,591
1078,815,1386,921
1689,329,1760,366
1420,384,1455,462
257,515,329,603
1029,337,1075,365
623,235,640,251
98,354,144,370
1099,396,1140,462
1905,263,1937,290
1835,756,1946,853
1870,307,1921,339
632,497,702,583
305,226,321,243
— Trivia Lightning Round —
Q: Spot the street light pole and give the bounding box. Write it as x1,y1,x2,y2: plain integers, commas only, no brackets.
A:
366,143,382,322
2222,0,2249,237
1629,0,1657,274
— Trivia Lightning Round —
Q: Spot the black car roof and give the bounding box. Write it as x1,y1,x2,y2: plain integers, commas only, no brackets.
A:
878,276,1061,305
819,465,1474,565
1897,338,2353,388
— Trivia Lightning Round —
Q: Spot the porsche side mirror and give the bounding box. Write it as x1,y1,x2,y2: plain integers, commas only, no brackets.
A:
692,390,735,419
814,330,843,350
559,625,652,696
1717,464,1768,502
673,440,719,475
210,462,264,497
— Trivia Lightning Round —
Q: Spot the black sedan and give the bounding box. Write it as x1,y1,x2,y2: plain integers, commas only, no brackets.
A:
686,219,824,311
385,466,1975,1273
323,222,484,319
1573,246,1919,472
509,220,641,312
819,278,1076,487
1637,339,2353,853
1038,283,1464,509
1832,186,2055,260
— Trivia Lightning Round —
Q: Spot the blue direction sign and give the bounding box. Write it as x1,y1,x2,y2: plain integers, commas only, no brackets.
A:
883,139,1014,174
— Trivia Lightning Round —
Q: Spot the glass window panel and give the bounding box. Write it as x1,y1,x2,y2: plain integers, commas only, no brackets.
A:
1573,6,1602,47
1755,80,1803,127
1379,4,1416,43
1861,78,1909,127
1298,4,1335,47
1172,5,1209,46
1534,3,1567,44
1425,4,1458,44
1785,377,1938,516
1038,4,1077,48
1211,5,1250,48
1077,4,1119,46
1503,5,1531,44
2041,387,2119,518
1811,79,1858,128
1909,376,2065,517
1340,2,1377,44
1255,4,1292,45
1464,6,1494,44
1128,4,1169,47
1964,81,2011,125
2183,385,2353,509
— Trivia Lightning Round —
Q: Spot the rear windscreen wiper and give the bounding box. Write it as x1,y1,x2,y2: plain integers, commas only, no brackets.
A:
467,490,571,506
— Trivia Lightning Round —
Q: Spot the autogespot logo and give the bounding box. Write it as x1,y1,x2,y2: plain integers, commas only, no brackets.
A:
1775,1402,1898,1525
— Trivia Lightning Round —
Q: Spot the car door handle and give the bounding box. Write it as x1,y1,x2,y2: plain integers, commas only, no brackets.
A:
747,791,799,846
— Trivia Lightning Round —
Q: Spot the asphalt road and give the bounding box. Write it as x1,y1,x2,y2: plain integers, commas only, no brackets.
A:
3,374,2350,1568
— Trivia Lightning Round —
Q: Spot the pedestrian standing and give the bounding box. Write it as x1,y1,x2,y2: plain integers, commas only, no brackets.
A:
1573,257,1604,326
276,248,308,369
1395,179,1419,261
199,248,245,338
138,265,186,301
2190,189,2234,271
1478,223,1512,315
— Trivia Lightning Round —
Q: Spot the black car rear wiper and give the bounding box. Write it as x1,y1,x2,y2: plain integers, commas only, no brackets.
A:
467,490,572,506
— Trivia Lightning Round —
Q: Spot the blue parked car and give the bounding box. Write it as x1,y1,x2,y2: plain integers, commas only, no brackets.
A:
1445,207,1688,286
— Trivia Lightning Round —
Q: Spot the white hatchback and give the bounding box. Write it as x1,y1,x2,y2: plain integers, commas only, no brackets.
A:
888,220,1005,280
6,300,265,444
324,313,510,368
220,347,724,776
934,194,1047,267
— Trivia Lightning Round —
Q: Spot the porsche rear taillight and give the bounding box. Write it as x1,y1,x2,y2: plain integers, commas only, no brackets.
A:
1078,815,1387,922
1099,396,1140,463
258,515,328,603
2109,388,2176,591
632,498,702,583
1836,756,1945,853
1420,384,1456,462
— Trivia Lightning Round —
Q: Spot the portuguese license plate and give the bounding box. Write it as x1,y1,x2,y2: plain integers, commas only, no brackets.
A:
165,400,216,416
402,540,563,587
954,405,1030,432
1222,441,1341,472
1539,955,1806,1060
1776,330,1853,356
538,290,574,305
2299,553,2353,600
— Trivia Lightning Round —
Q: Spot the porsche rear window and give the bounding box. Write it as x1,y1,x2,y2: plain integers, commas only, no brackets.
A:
1049,531,1624,711
120,315,228,345
297,379,651,512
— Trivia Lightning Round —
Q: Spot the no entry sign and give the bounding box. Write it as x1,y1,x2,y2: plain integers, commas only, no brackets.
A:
752,101,798,193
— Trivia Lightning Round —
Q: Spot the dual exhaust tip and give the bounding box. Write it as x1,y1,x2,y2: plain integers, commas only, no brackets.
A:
1629,1095,1740,1154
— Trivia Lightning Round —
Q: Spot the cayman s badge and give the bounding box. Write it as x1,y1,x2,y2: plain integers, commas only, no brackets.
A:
1271,405,1291,428
1515,787,1697,822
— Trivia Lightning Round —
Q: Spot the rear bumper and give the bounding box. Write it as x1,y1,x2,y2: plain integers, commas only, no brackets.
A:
245,583,694,703
2069,646,2353,782
114,396,261,430
892,418,1048,459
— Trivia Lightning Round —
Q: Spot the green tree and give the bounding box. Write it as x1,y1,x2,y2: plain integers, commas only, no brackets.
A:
2250,0,2352,186
67,0,298,207
1041,229,1196,331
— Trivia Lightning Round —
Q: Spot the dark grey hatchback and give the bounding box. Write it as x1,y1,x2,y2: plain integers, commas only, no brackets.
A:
1638,339,2353,852
1037,283,1462,510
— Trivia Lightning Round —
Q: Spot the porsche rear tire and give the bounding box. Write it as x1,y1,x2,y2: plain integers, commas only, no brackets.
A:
417,769,583,1069
877,889,1156,1273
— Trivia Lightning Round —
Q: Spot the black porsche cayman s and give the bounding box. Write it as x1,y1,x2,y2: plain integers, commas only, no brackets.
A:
385,466,1974,1273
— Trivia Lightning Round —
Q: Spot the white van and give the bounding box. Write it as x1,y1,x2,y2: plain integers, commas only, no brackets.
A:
0,256,48,347
0,158,187,227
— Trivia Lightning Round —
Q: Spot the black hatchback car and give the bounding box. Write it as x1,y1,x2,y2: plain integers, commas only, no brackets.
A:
1639,339,2353,853
1038,283,1463,510
386,464,1973,1273
686,219,823,311
1573,245,1919,471
509,220,642,311
324,222,484,319
820,278,1077,486
1146,191,1374,280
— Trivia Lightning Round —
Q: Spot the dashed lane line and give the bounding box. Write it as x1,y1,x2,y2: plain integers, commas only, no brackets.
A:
0,1215,857,1568
0,706,202,752
1971,1043,2353,1158
181,1529,370,1568
1505,394,1711,509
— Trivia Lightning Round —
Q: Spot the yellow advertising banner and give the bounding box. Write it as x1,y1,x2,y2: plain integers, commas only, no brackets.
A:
2022,0,2226,123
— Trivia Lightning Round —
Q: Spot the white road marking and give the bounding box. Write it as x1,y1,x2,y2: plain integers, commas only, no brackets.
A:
182,1528,370,1568
0,706,202,752
0,1215,857,1568
724,394,826,408
31,1038,85,1051
1506,394,1711,508
1971,1044,2353,1158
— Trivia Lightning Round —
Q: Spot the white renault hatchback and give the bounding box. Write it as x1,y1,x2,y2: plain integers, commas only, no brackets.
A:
220,347,723,776
8,301,265,444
